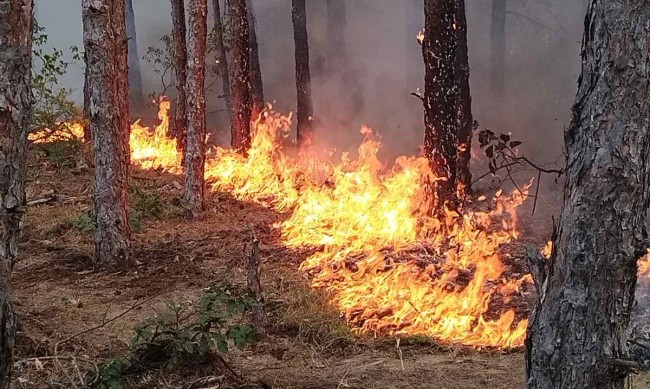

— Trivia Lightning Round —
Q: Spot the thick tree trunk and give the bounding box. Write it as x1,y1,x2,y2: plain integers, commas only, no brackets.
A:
125,0,144,107
82,0,131,266
326,0,346,74
247,0,264,120
184,0,208,215
212,0,233,126
525,1,650,388
292,0,313,149
422,0,458,210
0,1,32,386
170,0,187,150
229,0,252,153
454,0,473,195
490,0,506,98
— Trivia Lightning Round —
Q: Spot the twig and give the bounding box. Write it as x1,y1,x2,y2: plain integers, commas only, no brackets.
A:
531,170,542,216
27,195,57,206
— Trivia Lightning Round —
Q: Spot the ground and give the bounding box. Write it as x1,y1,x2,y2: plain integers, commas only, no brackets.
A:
10,143,650,388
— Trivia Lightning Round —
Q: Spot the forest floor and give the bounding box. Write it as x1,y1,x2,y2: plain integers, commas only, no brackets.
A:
10,143,650,389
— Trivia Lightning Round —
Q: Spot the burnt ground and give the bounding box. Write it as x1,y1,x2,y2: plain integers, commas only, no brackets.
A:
9,144,650,388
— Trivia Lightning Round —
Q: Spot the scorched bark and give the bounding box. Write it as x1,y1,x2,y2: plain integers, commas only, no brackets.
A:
184,0,208,215
125,0,144,107
247,0,264,120
454,0,473,194
292,0,314,148
0,2,32,385
170,0,187,149
212,0,233,126
83,0,132,266
422,0,459,210
229,0,253,153
525,1,650,388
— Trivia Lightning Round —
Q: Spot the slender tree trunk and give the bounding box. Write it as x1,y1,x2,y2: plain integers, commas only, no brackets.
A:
0,2,32,386
292,0,313,148
184,0,208,215
83,0,131,266
170,0,187,151
490,0,506,98
125,0,144,107
525,1,650,388
454,0,473,195
326,0,347,74
229,0,252,153
247,0,264,119
83,51,92,143
422,0,458,210
212,0,233,126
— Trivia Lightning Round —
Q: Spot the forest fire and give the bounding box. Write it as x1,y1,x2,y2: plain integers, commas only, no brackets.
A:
32,102,533,348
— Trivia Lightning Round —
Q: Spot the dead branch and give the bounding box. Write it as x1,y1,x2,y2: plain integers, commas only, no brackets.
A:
27,195,57,206
247,233,265,337
526,245,547,294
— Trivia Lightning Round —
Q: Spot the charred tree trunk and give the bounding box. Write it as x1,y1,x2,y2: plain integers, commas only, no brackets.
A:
0,2,32,386
83,51,91,143
490,0,506,98
170,0,187,151
422,0,458,210
212,0,233,125
454,0,473,195
247,0,264,120
292,0,313,149
229,0,252,153
184,0,208,215
83,0,131,266
125,0,144,107
326,0,347,75
525,1,650,388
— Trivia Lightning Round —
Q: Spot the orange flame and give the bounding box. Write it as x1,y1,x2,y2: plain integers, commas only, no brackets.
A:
39,101,538,348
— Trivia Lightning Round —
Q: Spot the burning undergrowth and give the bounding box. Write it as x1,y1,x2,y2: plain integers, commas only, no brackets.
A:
32,101,540,349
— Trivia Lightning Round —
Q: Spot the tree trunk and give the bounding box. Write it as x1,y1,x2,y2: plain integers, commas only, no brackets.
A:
326,0,347,74
184,0,208,215
525,1,650,388
212,0,233,126
490,0,506,98
125,0,144,108
247,0,264,120
170,0,187,151
292,0,313,148
422,0,458,210
83,0,131,266
83,51,91,143
229,0,252,153
0,2,32,386
454,0,473,195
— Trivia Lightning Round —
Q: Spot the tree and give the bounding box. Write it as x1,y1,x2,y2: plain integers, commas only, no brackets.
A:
83,51,91,142
170,0,188,149
212,0,233,126
82,0,131,266
292,0,314,149
490,0,506,97
247,0,264,119
454,0,473,194
525,1,650,388
125,0,144,107
0,2,33,385
421,0,458,210
229,0,252,153
184,0,208,215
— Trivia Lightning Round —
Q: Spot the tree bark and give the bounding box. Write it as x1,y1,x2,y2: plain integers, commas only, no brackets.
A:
184,0,208,216
212,0,233,126
229,0,252,153
170,0,187,151
292,0,313,149
125,0,144,107
525,1,650,388
83,51,92,143
0,1,32,386
454,0,473,195
490,0,506,98
422,0,459,210
247,0,264,120
82,0,131,266
326,0,347,74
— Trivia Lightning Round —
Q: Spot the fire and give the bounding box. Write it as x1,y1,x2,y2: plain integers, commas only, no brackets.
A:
37,101,536,348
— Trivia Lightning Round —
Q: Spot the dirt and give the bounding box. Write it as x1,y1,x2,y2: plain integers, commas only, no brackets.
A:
9,146,650,388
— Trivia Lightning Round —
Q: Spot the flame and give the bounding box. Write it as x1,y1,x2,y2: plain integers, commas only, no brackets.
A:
39,100,537,348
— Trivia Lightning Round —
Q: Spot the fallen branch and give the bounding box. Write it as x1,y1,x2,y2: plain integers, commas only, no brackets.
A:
27,195,57,206
247,233,265,337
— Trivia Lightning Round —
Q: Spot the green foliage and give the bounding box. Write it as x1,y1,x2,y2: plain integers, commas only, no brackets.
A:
477,129,523,176
86,286,256,388
72,211,95,234
133,192,165,220
39,139,83,168
31,23,82,136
